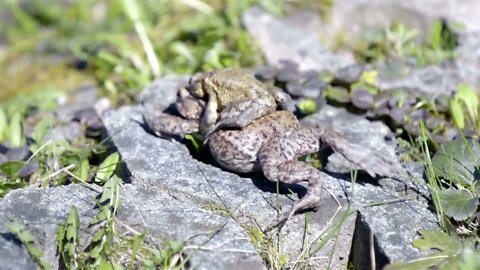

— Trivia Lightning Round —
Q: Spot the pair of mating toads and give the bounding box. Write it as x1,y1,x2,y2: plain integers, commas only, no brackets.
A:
144,68,403,226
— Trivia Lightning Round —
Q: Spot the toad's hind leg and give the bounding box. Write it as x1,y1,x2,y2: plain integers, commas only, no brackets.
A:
265,160,327,223
292,126,403,178
258,133,326,226
313,127,404,178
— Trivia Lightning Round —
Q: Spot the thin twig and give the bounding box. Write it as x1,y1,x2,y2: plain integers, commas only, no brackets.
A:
40,164,76,183
181,0,213,14
26,140,52,163
64,169,103,193
184,245,258,254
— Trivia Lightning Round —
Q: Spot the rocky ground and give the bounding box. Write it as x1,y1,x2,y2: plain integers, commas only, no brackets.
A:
1,1,480,269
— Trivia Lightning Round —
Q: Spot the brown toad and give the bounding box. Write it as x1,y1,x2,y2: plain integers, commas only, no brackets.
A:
187,68,291,138
144,89,403,225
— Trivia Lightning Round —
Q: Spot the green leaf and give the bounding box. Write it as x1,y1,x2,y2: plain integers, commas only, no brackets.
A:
98,258,115,270
448,98,465,129
430,20,443,50
65,207,80,258
78,159,90,182
458,248,480,270
0,181,26,197
360,70,378,86
6,223,52,270
7,112,26,147
184,134,201,155
0,107,6,141
325,86,350,103
56,223,65,255
129,232,146,269
30,114,55,144
456,83,478,122
412,230,462,254
90,175,123,225
297,99,317,115
0,160,25,179
384,254,450,270
431,138,480,187
438,189,479,221
96,152,120,183
166,240,185,254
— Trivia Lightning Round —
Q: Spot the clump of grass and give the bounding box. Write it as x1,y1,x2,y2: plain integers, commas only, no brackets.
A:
385,124,479,269
1,0,275,103
354,20,457,66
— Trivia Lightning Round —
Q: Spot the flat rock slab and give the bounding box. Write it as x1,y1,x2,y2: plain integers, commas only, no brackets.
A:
0,185,98,270
0,224,37,270
242,6,355,73
103,103,352,268
102,76,439,269
0,184,265,270
324,0,480,41
303,108,438,267
243,4,480,98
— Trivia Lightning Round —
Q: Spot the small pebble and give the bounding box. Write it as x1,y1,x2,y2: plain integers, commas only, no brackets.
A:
351,88,374,110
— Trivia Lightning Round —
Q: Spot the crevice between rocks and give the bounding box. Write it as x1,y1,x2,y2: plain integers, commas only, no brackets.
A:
349,212,390,270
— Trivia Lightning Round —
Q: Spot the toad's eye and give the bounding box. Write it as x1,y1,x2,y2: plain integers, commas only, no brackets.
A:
188,82,204,97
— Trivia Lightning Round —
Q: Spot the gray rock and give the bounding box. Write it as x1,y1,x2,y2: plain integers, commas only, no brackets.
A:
6,145,30,161
138,75,190,111
322,0,480,47
102,105,351,267
101,76,439,269
335,64,367,85
242,6,355,73
455,32,480,89
318,0,480,95
45,121,84,142
66,85,99,107
0,224,37,270
0,153,7,164
18,160,38,177
376,64,461,99
286,80,325,98
302,106,438,267
103,77,359,269
0,185,97,269
351,88,375,110
349,190,438,269
120,185,265,270
0,184,266,270
55,85,99,123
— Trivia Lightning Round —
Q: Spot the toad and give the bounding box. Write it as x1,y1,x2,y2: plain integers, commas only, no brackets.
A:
144,88,403,226
186,68,291,138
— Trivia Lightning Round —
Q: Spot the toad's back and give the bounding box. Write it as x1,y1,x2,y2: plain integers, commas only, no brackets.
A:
203,68,276,109
208,111,299,173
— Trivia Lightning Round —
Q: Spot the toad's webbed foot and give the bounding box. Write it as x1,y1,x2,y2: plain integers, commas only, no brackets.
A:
267,160,325,213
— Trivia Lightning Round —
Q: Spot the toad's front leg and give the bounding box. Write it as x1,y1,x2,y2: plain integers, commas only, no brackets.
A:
200,91,219,136
144,113,199,137
206,88,291,139
205,99,276,139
